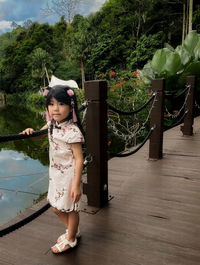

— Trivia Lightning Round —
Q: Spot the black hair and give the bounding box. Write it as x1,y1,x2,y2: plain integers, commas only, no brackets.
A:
46,85,84,135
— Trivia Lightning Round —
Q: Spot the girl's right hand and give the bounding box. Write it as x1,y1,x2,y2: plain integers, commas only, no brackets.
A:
20,128,35,135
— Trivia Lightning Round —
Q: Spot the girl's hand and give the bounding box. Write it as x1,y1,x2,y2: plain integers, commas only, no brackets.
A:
20,128,35,135
71,185,82,203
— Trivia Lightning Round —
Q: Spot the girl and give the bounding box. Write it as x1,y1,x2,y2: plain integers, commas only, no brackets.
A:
21,85,84,254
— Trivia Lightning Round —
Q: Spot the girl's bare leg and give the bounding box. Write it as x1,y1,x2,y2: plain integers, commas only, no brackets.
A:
51,208,79,253
67,211,79,241
51,207,69,227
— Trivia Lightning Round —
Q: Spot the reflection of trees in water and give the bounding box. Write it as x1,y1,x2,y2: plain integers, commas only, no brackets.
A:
0,105,49,166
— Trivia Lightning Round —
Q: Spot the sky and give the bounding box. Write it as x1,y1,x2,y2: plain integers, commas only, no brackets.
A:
0,0,107,34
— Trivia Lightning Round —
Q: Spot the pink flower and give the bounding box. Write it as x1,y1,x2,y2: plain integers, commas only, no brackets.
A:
44,89,49,96
67,89,74,96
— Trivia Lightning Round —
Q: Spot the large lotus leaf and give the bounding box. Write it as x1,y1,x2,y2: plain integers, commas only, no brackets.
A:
178,61,200,90
175,45,192,66
150,48,171,74
183,30,199,55
183,61,200,76
165,43,175,52
138,62,155,84
194,39,200,60
163,52,182,76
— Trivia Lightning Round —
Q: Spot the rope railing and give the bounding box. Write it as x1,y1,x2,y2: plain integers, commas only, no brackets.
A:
174,85,190,99
0,203,50,237
0,102,88,143
165,84,190,99
109,126,155,158
108,93,156,115
0,128,48,143
107,91,157,146
164,84,191,119
164,110,188,130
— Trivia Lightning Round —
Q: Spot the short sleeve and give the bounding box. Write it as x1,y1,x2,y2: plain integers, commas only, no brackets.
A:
66,125,84,144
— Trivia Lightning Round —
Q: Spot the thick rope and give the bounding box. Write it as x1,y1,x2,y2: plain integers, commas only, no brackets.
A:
108,93,156,115
0,203,50,237
0,128,48,143
0,102,88,143
165,85,190,99
109,126,154,158
164,110,188,130
174,85,190,99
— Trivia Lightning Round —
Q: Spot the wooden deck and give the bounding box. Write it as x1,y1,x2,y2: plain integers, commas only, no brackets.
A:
1,117,200,265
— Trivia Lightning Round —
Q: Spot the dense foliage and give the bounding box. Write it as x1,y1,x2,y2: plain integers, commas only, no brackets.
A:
0,0,200,152
0,0,199,94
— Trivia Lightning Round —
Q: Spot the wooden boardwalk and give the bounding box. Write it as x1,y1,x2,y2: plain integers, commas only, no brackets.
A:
1,117,200,265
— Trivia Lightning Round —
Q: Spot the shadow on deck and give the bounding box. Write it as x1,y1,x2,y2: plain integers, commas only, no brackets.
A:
1,117,200,265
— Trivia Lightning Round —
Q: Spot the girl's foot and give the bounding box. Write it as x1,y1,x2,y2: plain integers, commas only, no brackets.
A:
57,227,81,243
51,237,77,254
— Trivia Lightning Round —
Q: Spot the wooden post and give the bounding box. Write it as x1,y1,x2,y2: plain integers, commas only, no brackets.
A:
83,80,108,208
149,79,165,160
180,76,195,136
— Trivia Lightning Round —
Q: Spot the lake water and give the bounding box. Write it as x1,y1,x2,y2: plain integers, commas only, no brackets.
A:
0,105,49,226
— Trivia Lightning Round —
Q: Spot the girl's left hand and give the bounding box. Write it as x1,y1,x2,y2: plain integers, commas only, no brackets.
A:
71,185,82,203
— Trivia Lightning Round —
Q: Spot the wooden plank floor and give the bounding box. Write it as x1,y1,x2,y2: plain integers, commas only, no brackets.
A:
1,117,200,265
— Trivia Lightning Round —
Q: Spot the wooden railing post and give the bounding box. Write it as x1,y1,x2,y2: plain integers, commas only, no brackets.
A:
83,80,108,208
149,79,165,160
180,76,195,136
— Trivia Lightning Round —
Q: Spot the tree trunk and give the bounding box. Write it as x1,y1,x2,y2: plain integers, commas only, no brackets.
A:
136,8,141,40
182,1,186,44
81,59,85,90
189,0,193,32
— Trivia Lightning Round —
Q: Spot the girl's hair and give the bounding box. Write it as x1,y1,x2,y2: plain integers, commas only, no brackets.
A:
46,85,83,134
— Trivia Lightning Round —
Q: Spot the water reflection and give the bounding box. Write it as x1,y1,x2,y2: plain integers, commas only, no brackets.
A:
0,105,49,226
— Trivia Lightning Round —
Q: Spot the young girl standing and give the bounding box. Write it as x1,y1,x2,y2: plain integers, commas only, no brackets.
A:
22,85,84,254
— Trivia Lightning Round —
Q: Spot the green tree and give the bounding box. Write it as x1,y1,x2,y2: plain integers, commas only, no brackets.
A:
27,48,53,87
66,15,90,88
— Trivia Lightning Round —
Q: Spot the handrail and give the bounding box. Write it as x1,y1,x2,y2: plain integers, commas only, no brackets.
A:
0,128,48,143
0,203,50,237
165,85,190,99
165,110,188,130
108,93,156,115
0,102,88,143
109,126,154,158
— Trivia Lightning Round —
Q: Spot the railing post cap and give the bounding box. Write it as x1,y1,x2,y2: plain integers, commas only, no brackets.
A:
151,78,165,92
84,80,107,100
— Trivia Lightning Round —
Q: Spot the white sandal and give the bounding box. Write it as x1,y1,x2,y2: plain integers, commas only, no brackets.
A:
57,227,81,243
51,237,77,253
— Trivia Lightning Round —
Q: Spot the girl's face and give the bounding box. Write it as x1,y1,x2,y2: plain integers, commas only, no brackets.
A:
48,97,72,123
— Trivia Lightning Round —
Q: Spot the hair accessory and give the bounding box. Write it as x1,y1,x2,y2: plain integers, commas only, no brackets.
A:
71,99,78,122
46,111,51,121
67,89,74,96
44,89,49,96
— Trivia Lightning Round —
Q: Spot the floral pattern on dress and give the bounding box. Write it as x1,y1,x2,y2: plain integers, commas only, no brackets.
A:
51,162,72,174
55,188,67,202
47,119,84,213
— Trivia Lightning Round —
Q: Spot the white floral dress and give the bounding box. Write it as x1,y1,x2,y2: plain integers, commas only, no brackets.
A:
47,120,84,212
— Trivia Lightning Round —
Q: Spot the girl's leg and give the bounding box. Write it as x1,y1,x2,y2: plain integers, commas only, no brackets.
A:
67,211,79,241
51,207,69,227
51,209,79,253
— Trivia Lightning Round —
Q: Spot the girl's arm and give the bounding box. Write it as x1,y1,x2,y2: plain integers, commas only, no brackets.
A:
71,143,84,203
21,124,48,140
